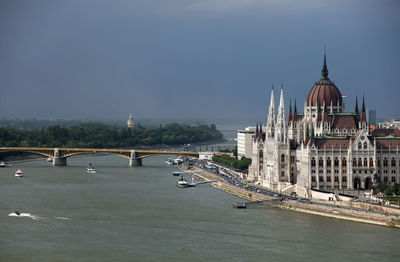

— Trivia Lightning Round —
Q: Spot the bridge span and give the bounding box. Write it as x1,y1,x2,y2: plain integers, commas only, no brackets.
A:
0,147,222,166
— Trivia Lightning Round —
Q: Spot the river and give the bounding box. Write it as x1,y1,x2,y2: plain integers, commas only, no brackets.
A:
1,153,400,261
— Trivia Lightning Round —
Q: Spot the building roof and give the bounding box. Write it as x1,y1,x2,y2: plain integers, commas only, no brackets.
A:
375,138,400,149
371,128,400,137
331,114,358,130
313,137,350,149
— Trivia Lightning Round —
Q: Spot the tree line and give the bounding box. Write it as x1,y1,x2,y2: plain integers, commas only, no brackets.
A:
0,122,223,148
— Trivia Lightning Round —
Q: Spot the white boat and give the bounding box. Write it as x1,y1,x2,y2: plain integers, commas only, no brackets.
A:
15,169,24,178
86,164,96,174
0,161,7,167
47,157,53,162
176,176,188,188
165,158,174,165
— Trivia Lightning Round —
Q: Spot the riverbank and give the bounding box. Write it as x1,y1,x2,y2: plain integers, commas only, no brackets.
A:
180,164,400,228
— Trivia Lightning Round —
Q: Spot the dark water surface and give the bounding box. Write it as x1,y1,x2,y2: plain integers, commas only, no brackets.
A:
1,155,399,262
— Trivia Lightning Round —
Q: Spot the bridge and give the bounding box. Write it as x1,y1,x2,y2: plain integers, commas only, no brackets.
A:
0,147,222,166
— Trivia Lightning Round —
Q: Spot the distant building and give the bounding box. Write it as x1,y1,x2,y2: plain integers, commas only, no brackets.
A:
241,54,400,194
127,113,134,128
237,127,256,159
368,109,376,125
378,120,400,130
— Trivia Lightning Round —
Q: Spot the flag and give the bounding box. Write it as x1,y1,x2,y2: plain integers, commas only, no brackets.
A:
342,94,347,98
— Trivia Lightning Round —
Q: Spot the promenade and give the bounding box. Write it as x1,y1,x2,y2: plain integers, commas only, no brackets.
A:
180,164,400,228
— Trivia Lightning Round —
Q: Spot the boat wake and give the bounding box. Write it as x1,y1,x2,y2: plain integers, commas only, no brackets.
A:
8,213,70,221
54,216,69,220
8,212,41,220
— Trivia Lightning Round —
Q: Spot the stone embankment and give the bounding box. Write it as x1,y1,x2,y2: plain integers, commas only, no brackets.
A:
180,164,400,228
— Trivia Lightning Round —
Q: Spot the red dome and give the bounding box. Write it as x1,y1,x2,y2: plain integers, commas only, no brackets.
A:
306,79,342,107
307,54,343,107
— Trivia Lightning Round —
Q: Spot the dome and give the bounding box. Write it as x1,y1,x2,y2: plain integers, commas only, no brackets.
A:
306,54,342,107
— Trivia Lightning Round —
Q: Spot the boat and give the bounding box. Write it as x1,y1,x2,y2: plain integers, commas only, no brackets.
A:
172,171,181,176
233,202,247,209
165,158,174,166
15,169,24,178
47,157,53,162
86,164,96,174
176,176,188,188
0,161,7,167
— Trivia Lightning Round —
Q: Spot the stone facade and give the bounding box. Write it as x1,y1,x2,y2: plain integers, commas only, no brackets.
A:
246,55,400,192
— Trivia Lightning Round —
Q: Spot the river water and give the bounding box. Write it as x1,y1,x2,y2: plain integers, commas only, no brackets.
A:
1,153,400,261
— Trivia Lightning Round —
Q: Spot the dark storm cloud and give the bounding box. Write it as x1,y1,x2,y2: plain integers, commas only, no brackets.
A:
0,0,399,120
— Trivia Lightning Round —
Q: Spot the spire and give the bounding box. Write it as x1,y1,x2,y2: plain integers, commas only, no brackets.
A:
266,86,276,137
361,96,367,123
321,52,329,79
269,85,275,110
355,96,359,115
361,96,365,113
279,86,285,110
288,99,293,122
293,98,298,121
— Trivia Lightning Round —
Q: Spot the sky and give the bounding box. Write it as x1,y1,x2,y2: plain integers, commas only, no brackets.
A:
0,0,399,122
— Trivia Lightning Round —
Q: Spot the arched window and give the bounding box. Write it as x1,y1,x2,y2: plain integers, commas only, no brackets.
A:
326,157,331,167
281,154,285,163
377,158,381,167
363,142,368,149
259,150,263,158
358,142,362,150
369,158,373,167
391,158,396,167
358,158,362,167
364,158,368,167
383,158,388,167
342,158,347,167
319,157,324,166
353,158,357,167
311,157,316,167
334,157,339,167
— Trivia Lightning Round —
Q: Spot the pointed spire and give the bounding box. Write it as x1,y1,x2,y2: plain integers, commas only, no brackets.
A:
355,96,359,115
278,86,285,111
266,86,276,137
293,98,298,121
288,99,293,122
361,96,367,123
321,52,329,79
269,85,275,109
362,96,365,113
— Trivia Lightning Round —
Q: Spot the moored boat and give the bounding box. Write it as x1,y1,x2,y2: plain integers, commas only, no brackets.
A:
176,176,188,188
15,169,24,178
233,202,247,209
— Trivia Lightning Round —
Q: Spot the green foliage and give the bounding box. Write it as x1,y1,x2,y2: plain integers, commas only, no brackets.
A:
212,154,251,171
0,123,223,149
378,183,400,196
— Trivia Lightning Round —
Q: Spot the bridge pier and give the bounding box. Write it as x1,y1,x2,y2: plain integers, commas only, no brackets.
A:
129,158,142,167
53,157,67,166
53,148,67,166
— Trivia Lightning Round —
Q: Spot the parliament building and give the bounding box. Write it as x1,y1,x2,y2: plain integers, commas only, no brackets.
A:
245,55,400,195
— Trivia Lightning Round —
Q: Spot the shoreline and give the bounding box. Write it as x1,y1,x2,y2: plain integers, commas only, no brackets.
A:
180,164,400,229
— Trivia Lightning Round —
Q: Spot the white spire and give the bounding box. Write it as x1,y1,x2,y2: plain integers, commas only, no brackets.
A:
276,86,287,144
278,87,285,115
266,86,276,137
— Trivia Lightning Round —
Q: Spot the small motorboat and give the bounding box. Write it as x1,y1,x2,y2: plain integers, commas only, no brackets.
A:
172,171,181,176
233,202,247,209
86,164,96,174
0,161,7,167
176,176,188,188
15,169,24,178
47,157,53,162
